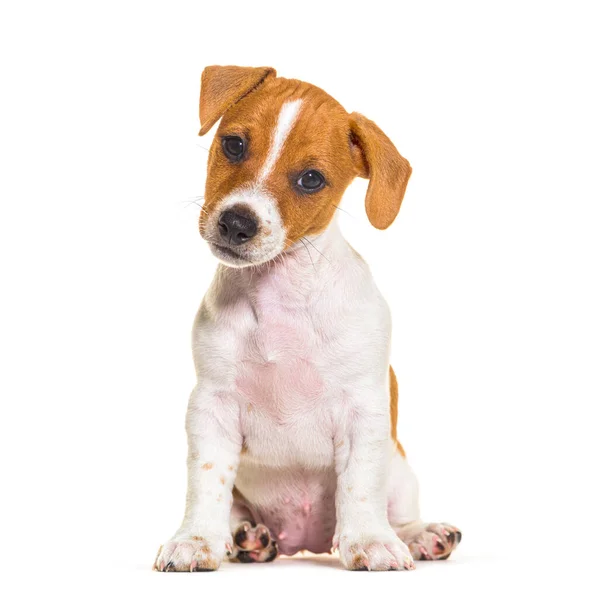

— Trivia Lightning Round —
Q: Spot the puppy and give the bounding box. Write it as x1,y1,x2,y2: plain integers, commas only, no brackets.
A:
154,66,461,572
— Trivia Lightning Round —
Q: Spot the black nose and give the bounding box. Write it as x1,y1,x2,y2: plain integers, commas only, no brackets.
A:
218,210,258,245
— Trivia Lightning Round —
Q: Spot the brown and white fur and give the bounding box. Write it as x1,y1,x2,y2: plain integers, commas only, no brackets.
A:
154,66,461,572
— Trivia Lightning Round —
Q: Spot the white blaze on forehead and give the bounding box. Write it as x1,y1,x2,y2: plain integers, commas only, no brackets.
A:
257,98,303,184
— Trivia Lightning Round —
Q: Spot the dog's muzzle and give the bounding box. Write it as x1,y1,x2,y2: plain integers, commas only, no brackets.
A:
204,190,286,267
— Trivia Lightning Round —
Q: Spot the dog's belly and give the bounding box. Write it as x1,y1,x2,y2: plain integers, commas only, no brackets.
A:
236,464,337,555
235,392,338,554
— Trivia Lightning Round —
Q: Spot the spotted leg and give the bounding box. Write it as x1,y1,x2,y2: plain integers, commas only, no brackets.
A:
153,385,241,572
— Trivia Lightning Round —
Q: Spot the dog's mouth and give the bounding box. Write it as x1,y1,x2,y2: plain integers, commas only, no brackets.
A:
210,243,241,259
208,242,252,266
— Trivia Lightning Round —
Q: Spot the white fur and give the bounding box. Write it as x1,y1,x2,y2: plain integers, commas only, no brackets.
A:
205,184,286,267
257,99,303,183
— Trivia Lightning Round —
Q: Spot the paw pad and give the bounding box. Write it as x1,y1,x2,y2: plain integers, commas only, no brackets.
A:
407,523,462,561
230,522,278,563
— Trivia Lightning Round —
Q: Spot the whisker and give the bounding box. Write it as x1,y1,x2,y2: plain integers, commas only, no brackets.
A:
299,238,317,273
182,197,209,216
332,203,353,217
302,236,331,266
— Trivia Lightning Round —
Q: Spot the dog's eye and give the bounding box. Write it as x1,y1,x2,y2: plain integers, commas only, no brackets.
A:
222,136,245,162
296,170,325,193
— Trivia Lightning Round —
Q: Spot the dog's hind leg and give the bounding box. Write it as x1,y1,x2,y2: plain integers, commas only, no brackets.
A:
228,488,278,563
386,450,462,560
386,369,461,560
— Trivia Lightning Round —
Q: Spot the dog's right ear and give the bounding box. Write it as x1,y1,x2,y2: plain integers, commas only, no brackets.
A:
349,112,412,230
199,65,276,136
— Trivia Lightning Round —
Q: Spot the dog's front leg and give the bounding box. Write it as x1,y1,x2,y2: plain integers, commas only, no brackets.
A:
154,384,241,572
333,394,415,571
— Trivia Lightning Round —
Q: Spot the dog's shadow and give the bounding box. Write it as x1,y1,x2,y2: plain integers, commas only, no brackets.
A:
276,553,445,571
278,553,342,569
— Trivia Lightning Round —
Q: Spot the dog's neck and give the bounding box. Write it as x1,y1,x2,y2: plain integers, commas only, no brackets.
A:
214,218,353,305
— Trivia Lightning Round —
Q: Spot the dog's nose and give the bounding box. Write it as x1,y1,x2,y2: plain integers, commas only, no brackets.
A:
218,210,258,245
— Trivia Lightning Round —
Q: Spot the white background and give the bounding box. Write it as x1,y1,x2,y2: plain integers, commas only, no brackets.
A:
1,1,597,598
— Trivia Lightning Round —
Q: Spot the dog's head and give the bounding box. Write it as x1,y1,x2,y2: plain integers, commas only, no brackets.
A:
198,66,412,267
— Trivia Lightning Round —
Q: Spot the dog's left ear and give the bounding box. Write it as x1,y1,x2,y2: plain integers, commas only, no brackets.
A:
199,65,276,136
349,112,412,230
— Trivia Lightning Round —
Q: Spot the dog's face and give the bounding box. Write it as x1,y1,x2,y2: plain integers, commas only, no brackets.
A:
198,66,412,267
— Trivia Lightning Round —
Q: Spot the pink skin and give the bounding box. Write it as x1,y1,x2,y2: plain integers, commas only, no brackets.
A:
236,356,323,424
234,478,337,555
235,268,325,425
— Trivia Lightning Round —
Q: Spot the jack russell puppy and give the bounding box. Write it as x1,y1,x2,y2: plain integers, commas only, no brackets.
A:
154,65,461,572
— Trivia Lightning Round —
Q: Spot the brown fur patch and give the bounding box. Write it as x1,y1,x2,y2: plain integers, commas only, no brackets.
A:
349,113,412,229
199,65,276,136
200,77,358,244
198,70,411,241
389,365,406,457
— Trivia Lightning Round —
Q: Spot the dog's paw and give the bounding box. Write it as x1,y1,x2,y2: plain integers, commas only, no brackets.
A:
404,522,462,560
229,521,278,563
335,529,415,571
153,534,230,572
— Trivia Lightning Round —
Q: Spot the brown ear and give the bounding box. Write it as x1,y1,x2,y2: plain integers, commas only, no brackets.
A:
199,65,276,136
349,112,412,230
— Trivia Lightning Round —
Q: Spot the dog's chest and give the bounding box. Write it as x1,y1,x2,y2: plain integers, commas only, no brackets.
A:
236,315,323,406
232,275,338,466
